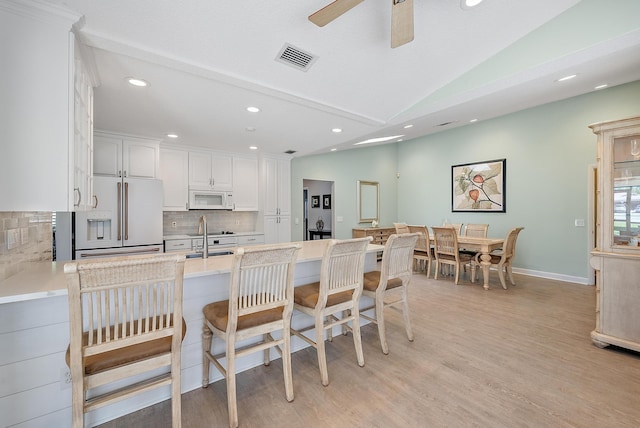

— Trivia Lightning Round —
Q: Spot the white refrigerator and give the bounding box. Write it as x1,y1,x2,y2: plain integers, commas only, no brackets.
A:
74,176,164,259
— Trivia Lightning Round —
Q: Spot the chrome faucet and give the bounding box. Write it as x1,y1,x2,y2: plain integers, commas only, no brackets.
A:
198,215,208,259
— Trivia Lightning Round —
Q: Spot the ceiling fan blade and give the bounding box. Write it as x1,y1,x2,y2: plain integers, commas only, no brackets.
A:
309,0,364,27
391,0,414,48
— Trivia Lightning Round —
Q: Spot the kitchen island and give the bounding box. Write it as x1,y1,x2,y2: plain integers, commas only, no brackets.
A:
0,239,382,427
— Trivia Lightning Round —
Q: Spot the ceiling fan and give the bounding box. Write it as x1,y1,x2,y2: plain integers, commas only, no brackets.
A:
309,0,414,48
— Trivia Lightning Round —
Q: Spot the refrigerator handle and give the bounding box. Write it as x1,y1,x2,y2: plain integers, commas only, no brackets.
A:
117,182,122,241
124,182,129,241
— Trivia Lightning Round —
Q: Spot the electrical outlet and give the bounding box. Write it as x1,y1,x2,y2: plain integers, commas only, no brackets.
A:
171,221,177,228
235,220,240,225
60,368,72,389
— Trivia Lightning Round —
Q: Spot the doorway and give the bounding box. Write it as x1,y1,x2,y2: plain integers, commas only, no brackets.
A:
303,179,334,240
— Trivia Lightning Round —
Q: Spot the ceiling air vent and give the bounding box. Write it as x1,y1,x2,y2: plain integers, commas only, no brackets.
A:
275,44,318,72
284,150,297,155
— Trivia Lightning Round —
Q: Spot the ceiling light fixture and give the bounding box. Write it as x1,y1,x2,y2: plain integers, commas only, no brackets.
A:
556,74,577,82
249,146,258,150
461,0,483,9
166,133,178,138
246,106,260,113
403,124,413,129
330,148,337,152
469,119,478,123
354,135,404,145
595,84,608,90
245,126,256,132
332,128,342,133
127,78,148,87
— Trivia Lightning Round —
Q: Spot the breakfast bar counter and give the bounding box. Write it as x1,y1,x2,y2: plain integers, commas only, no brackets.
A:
0,240,382,427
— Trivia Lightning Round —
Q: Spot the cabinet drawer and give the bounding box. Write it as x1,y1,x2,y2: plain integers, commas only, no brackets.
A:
237,235,265,246
164,239,192,252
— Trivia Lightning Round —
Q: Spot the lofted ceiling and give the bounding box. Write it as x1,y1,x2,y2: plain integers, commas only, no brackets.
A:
47,0,640,157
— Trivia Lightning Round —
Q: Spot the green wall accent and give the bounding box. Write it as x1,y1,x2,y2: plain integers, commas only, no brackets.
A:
406,0,640,112
291,80,640,282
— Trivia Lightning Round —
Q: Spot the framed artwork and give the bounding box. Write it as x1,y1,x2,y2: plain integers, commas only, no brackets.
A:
311,195,320,208
452,158,506,212
323,194,331,209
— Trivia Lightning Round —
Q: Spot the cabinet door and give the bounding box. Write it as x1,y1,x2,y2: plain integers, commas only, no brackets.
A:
159,148,189,211
211,154,233,190
189,151,213,189
264,216,290,244
123,139,158,179
263,157,278,216
232,157,258,211
94,135,122,177
277,159,291,216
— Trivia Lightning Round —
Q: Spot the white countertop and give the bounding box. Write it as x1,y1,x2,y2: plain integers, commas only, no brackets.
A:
0,240,383,305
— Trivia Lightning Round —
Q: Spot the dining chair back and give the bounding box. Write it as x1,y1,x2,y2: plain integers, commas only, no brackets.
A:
65,254,186,428
444,223,463,235
291,237,372,386
407,225,432,277
393,222,410,234
202,244,301,428
432,226,474,285
464,224,489,237
361,233,419,354
474,227,525,289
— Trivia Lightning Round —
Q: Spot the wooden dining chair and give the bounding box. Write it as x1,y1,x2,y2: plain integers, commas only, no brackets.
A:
393,222,410,234
201,244,301,428
64,254,186,428
444,223,463,235
360,233,419,354
291,237,372,386
460,223,489,259
407,225,432,277
432,226,475,285
473,227,525,289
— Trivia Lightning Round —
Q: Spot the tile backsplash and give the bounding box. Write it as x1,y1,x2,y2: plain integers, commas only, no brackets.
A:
0,212,52,281
163,210,259,236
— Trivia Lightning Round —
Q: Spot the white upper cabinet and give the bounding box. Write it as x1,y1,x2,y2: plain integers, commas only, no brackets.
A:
189,151,233,190
232,156,259,211
94,133,159,179
0,4,85,211
159,148,189,211
262,156,291,216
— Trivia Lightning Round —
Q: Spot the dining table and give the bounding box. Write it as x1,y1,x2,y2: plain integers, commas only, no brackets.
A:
432,235,505,290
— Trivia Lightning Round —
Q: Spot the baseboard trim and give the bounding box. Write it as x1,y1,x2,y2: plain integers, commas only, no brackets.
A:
512,267,591,286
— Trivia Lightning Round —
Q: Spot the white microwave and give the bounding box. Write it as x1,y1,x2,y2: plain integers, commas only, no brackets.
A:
188,190,234,210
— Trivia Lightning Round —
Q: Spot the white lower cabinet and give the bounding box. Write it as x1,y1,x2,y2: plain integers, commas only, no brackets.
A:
264,216,290,244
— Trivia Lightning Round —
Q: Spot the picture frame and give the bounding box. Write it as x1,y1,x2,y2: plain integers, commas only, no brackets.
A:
452,158,506,212
323,194,331,209
311,195,320,208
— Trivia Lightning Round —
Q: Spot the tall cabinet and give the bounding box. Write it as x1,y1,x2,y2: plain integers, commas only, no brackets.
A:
589,116,640,353
261,156,291,243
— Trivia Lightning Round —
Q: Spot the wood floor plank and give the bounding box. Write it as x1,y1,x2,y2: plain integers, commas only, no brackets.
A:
98,272,640,427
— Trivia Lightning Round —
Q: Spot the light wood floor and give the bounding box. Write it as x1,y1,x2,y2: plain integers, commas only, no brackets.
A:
99,271,640,427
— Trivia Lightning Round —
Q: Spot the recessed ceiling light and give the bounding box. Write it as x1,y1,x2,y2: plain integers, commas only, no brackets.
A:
354,135,404,145
330,148,337,152
166,133,178,138
249,146,258,150
127,78,148,87
469,119,478,123
246,106,260,113
332,128,342,133
594,84,608,90
461,0,483,9
245,126,256,132
556,74,577,82
403,124,413,129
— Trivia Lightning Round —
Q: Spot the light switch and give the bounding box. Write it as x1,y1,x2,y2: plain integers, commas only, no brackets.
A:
294,218,299,225
337,216,344,222
575,219,585,227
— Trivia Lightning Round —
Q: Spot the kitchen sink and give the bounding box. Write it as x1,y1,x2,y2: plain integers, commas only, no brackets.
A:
185,250,234,259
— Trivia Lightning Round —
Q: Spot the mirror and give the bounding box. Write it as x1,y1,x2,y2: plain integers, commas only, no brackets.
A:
357,180,379,223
